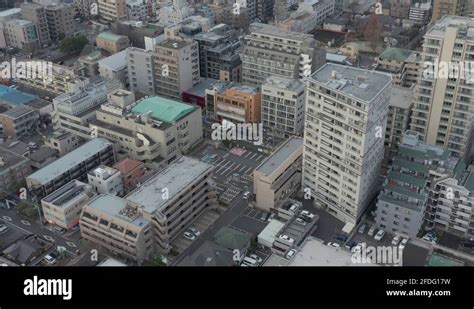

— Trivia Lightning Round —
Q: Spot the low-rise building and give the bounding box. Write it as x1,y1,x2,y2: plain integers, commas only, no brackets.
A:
41,180,94,229
44,130,81,156
0,105,39,139
254,137,303,211
113,158,145,192
0,147,31,193
26,138,115,198
96,32,130,54
98,50,128,87
87,165,123,196
375,47,421,88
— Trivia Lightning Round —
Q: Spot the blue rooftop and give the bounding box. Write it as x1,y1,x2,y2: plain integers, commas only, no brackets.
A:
0,85,36,106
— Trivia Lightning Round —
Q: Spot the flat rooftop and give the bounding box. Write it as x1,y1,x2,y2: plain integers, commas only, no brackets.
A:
311,63,392,104
426,16,474,39
126,156,213,215
42,180,91,207
131,96,196,122
250,22,314,42
86,194,149,228
263,76,305,92
0,85,36,107
27,138,113,185
390,86,413,109
183,78,219,97
255,136,303,177
0,147,29,175
98,50,127,71
97,32,128,42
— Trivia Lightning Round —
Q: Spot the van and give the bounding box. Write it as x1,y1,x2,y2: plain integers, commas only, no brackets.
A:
242,256,257,266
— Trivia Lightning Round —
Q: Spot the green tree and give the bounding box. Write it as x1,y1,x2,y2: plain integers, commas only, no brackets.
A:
59,35,88,54
16,202,37,219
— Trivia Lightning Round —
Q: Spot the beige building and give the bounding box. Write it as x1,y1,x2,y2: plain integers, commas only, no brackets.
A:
302,64,392,224
98,0,127,22
17,63,77,96
254,136,303,211
41,180,94,229
431,0,470,23
409,16,474,158
375,47,420,88
20,2,51,47
44,130,81,156
154,26,200,100
0,105,40,139
1,18,40,52
90,89,203,165
96,32,130,54
80,156,218,262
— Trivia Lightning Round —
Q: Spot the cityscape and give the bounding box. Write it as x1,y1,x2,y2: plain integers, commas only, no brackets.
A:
0,0,473,272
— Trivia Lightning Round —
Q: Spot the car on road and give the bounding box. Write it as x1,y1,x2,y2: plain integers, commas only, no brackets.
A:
421,232,437,243
43,254,57,265
367,226,376,237
286,249,296,259
345,240,357,250
327,242,340,248
460,240,474,248
242,256,258,266
189,227,201,237
243,191,250,199
333,234,348,242
391,235,402,246
0,224,9,234
399,237,409,250
374,230,386,241
300,210,314,220
260,212,269,221
358,223,367,234
289,204,299,213
183,231,196,241
295,217,307,226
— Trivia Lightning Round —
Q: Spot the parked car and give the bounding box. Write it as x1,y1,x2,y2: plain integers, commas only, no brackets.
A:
345,240,357,250
422,233,437,243
327,242,340,248
391,235,402,246
374,230,386,241
43,254,57,265
399,238,409,250
300,210,314,220
286,249,297,259
0,224,9,234
289,204,299,213
295,217,307,226
367,226,376,237
189,227,200,237
333,233,348,242
460,240,474,248
183,231,196,241
358,223,367,234
260,213,269,221
243,191,250,199
249,254,263,264
279,234,294,243
242,256,258,266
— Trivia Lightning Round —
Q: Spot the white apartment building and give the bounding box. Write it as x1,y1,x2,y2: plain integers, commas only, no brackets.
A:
409,16,474,158
154,26,200,99
158,0,194,27
126,0,156,20
302,64,392,224
261,76,305,138
127,47,155,95
53,78,121,139
87,165,124,196
41,180,94,229
98,50,128,87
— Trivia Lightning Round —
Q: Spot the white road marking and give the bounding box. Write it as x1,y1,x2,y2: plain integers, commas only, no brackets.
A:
256,154,264,161
250,153,258,160
244,151,253,158
66,241,77,248
2,216,12,222
21,220,31,226
245,167,253,174
239,165,247,173
43,235,55,242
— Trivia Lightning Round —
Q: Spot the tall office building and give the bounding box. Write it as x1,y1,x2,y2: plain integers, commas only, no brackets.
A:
154,27,200,99
409,16,474,158
302,64,392,224
44,3,75,41
241,23,325,87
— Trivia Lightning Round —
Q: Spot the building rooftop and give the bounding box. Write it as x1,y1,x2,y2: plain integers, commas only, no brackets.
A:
131,96,196,122
0,85,36,107
213,226,251,251
28,147,57,164
97,32,128,42
183,78,219,97
390,86,413,109
86,194,149,227
113,158,144,175
0,140,29,156
42,180,92,208
379,47,414,62
256,136,303,177
311,63,392,104
88,165,120,180
0,147,29,175
98,50,127,71
158,39,192,50
27,138,113,186
0,105,35,119
263,76,305,92
249,22,314,42
125,156,213,215
178,241,234,266
426,16,474,39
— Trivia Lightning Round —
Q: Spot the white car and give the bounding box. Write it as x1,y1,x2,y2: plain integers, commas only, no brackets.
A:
327,242,340,248
300,210,314,220
279,234,294,243
391,235,402,246
399,238,409,250
243,191,250,199
286,249,297,259
374,230,386,241
249,254,263,264
0,224,9,234
43,255,57,265
367,226,377,237
189,227,200,237
422,234,437,244
183,231,196,241
295,218,307,226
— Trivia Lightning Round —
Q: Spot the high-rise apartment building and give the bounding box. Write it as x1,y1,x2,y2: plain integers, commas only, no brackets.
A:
261,76,305,138
154,27,200,99
20,2,51,47
409,16,474,158
241,23,325,87
98,0,127,22
302,64,392,224
127,47,156,95
44,3,75,41
431,0,470,23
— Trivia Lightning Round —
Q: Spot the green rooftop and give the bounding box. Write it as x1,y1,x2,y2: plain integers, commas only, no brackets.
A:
131,96,195,122
453,160,466,181
393,158,430,175
378,194,421,212
464,172,474,191
379,48,413,62
398,145,450,162
387,171,426,188
97,32,127,42
388,185,427,202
